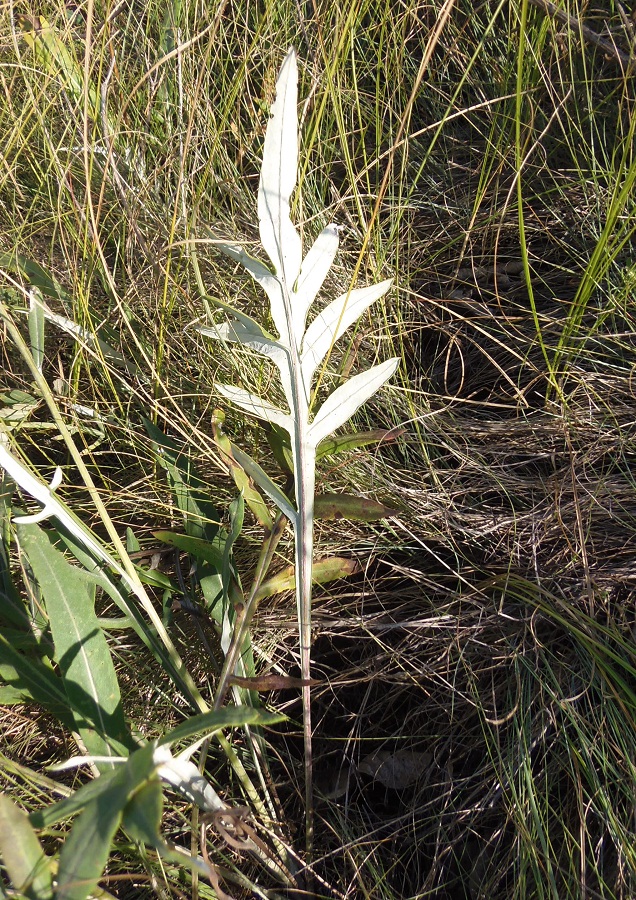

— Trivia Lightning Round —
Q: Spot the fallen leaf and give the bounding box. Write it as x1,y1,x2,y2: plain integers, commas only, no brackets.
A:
358,749,432,789
228,673,320,691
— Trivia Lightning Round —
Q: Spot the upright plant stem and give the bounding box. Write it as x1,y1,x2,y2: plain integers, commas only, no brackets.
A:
284,268,316,850
294,443,316,852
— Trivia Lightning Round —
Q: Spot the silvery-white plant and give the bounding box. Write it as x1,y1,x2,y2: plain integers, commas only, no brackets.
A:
200,48,399,832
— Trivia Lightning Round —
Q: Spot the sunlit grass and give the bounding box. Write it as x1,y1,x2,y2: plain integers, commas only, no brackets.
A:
1,0,636,895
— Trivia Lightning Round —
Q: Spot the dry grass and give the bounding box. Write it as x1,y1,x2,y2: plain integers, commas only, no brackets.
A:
2,0,636,896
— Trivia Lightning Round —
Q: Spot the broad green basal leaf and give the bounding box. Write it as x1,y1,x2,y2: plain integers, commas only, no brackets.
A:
0,794,53,900
18,524,134,766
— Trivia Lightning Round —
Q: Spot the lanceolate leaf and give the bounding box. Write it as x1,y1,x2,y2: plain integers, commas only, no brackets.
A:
28,290,45,374
0,794,53,900
200,321,293,407
309,357,400,447
212,411,274,529
0,629,74,728
301,278,393,381
314,493,395,522
258,50,302,291
157,706,285,747
215,383,292,432
153,531,225,569
229,445,296,520
202,288,277,340
316,427,406,458
293,224,340,345
55,743,158,900
208,238,289,342
18,524,134,766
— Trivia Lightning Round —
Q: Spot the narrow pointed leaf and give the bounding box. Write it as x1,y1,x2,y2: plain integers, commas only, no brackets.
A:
0,794,53,900
317,426,406,459
216,383,292,432
201,290,277,341
226,444,296,521
158,706,285,747
208,237,289,342
0,630,74,728
265,422,294,474
301,278,393,381
121,778,163,845
18,15,100,117
309,357,400,447
28,291,45,374
0,250,69,303
30,768,121,829
212,411,273,529
292,224,340,345
143,418,221,541
55,527,200,706
153,532,224,569
55,797,122,900
200,321,293,407
35,305,140,374
258,48,302,289
198,320,285,358
55,744,158,900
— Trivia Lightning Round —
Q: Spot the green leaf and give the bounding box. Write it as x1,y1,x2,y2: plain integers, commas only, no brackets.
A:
29,768,121,830
28,290,45,374
229,444,296,521
153,531,224,568
17,525,135,766
121,779,163,845
212,411,273,529
158,706,285,748
0,475,33,632
18,15,100,119
0,251,69,303
316,427,405,459
0,794,53,900
120,777,211,879
55,743,158,900
201,281,278,341
125,527,140,553
56,528,199,706
256,555,361,600
0,630,73,728
314,493,395,522
143,418,221,542
264,422,294,474
0,626,51,655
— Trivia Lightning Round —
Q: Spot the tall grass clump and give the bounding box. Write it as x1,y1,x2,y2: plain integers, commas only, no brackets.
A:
2,0,636,897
